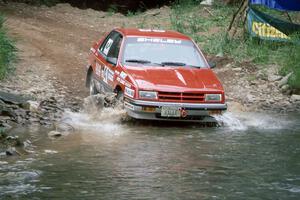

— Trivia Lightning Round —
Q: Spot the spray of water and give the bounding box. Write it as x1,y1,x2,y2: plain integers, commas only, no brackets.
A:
215,111,294,131
60,95,295,133
61,94,127,134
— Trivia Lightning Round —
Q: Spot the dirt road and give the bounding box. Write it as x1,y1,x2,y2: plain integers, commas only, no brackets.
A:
0,3,171,104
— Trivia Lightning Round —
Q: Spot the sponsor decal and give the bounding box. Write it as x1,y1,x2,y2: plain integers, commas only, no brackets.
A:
125,81,132,88
103,38,114,55
124,102,135,110
102,66,114,83
138,29,166,33
137,37,182,44
95,63,101,76
107,69,114,82
120,79,125,85
120,71,127,79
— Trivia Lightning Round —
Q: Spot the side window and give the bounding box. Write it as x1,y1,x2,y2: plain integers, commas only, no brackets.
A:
99,31,122,58
107,34,122,59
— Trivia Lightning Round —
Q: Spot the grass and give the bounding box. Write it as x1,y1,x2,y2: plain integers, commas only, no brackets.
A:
0,15,16,80
171,0,300,90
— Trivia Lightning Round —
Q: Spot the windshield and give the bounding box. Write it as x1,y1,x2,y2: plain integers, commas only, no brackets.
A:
121,37,207,68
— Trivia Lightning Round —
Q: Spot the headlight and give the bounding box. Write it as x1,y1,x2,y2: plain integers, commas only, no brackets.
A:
139,91,158,99
205,94,222,102
125,87,135,98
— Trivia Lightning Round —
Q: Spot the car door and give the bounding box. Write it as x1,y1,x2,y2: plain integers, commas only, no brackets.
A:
96,31,123,92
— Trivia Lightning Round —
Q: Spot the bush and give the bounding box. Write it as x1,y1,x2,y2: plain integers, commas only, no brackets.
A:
0,15,16,79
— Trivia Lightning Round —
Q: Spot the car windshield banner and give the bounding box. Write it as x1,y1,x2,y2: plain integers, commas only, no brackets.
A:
247,6,300,42
249,0,300,11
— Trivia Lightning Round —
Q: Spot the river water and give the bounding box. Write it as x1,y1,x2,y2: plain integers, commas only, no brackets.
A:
1,110,300,199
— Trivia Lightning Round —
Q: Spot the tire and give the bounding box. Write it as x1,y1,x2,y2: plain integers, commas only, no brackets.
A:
89,73,98,95
116,91,124,102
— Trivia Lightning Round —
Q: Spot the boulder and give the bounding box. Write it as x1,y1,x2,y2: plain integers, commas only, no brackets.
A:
0,91,30,105
291,95,300,102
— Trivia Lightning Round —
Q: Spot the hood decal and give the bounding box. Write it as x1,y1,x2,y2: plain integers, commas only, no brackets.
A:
175,70,187,86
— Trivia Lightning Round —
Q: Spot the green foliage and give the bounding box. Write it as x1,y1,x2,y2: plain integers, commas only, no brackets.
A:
0,15,16,80
107,4,118,16
171,1,300,90
280,41,300,90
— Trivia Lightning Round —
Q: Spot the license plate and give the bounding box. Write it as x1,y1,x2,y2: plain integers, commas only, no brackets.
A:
161,107,181,117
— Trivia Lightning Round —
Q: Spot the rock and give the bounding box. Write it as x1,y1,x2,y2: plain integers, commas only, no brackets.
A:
278,72,293,88
0,91,30,105
5,147,20,156
200,0,214,6
268,75,282,82
246,94,256,103
280,84,290,93
216,52,224,57
48,131,62,138
27,101,40,112
256,71,267,81
291,95,300,101
232,67,242,72
0,108,16,119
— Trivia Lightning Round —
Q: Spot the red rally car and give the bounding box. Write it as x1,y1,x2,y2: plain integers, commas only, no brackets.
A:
85,28,227,122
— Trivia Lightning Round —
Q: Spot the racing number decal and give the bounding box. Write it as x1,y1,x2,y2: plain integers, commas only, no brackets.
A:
102,66,114,84
103,39,113,55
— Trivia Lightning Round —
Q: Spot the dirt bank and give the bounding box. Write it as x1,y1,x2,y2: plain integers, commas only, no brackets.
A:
0,2,299,125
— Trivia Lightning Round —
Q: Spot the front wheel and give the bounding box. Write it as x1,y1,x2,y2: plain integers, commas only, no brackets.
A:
89,73,98,95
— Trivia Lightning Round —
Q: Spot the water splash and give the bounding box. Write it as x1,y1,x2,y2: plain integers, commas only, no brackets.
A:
61,94,127,134
215,112,247,131
215,111,295,131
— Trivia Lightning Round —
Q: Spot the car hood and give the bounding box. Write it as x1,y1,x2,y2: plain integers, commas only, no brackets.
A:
124,66,224,92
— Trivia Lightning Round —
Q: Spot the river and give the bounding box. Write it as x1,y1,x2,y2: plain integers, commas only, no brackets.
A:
1,111,300,199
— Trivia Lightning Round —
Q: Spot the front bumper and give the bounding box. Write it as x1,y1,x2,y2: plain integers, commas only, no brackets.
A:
124,98,227,122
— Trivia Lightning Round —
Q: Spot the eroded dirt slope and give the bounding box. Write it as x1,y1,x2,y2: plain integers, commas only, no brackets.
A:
0,3,171,104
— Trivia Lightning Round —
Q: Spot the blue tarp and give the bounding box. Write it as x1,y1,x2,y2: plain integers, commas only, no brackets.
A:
249,0,300,11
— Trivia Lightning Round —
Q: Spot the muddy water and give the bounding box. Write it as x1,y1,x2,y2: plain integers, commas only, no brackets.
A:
1,111,300,199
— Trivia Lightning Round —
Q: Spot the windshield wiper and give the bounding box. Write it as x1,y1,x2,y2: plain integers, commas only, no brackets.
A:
161,62,186,66
125,59,151,64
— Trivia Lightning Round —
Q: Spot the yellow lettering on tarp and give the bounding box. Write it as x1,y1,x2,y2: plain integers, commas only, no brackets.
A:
252,22,289,39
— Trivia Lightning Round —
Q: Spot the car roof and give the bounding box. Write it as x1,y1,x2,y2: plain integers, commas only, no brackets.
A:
115,28,191,40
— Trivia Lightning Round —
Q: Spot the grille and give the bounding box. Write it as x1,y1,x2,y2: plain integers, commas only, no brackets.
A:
158,91,205,103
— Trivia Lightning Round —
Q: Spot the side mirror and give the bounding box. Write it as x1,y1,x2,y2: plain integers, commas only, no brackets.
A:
106,57,117,66
208,61,216,69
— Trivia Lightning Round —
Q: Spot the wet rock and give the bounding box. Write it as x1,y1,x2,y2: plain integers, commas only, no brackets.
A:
48,130,62,138
291,95,300,102
5,147,20,156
